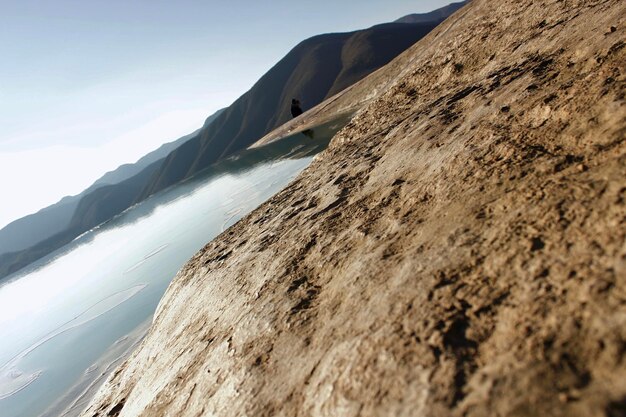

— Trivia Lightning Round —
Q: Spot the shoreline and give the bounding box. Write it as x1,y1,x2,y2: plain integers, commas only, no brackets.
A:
39,318,152,417
0,284,147,402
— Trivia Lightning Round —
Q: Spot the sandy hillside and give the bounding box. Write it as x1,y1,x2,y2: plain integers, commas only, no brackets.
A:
83,0,626,416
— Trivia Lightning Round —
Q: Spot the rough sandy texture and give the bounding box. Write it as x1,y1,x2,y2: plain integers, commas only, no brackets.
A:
83,0,626,416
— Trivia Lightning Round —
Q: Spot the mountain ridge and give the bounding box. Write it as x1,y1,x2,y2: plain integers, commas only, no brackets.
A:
395,1,467,24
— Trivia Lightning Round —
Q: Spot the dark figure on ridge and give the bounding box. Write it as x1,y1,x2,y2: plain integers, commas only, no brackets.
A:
290,98,303,118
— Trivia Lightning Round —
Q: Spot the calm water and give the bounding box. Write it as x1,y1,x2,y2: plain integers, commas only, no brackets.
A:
0,116,349,417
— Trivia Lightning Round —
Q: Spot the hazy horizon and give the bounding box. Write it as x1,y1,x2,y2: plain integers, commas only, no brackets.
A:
0,0,455,228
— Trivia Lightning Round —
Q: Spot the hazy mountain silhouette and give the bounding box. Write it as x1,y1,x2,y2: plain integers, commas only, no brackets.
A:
92,131,198,188
0,199,80,257
0,110,223,258
68,163,164,232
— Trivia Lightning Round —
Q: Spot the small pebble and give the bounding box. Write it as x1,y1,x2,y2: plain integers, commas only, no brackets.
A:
569,389,581,400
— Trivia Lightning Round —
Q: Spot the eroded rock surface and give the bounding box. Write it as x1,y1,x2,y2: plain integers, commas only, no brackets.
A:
83,0,626,416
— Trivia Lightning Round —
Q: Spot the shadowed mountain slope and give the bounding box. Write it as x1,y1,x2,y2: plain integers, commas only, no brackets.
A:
92,131,199,188
0,112,225,279
0,160,165,280
0,199,79,258
68,163,163,232
91,109,223,189
0,124,216,258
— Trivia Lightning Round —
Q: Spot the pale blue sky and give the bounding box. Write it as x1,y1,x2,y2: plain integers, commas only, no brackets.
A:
0,0,454,227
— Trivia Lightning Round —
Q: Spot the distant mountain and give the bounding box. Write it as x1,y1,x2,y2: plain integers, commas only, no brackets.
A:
92,132,198,188
0,198,80,257
395,1,467,24
91,109,224,188
138,14,460,198
0,110,223,258
0,160,168,280
68,159,165,232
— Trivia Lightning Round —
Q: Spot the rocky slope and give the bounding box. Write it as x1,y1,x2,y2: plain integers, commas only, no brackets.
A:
83,0,626,416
